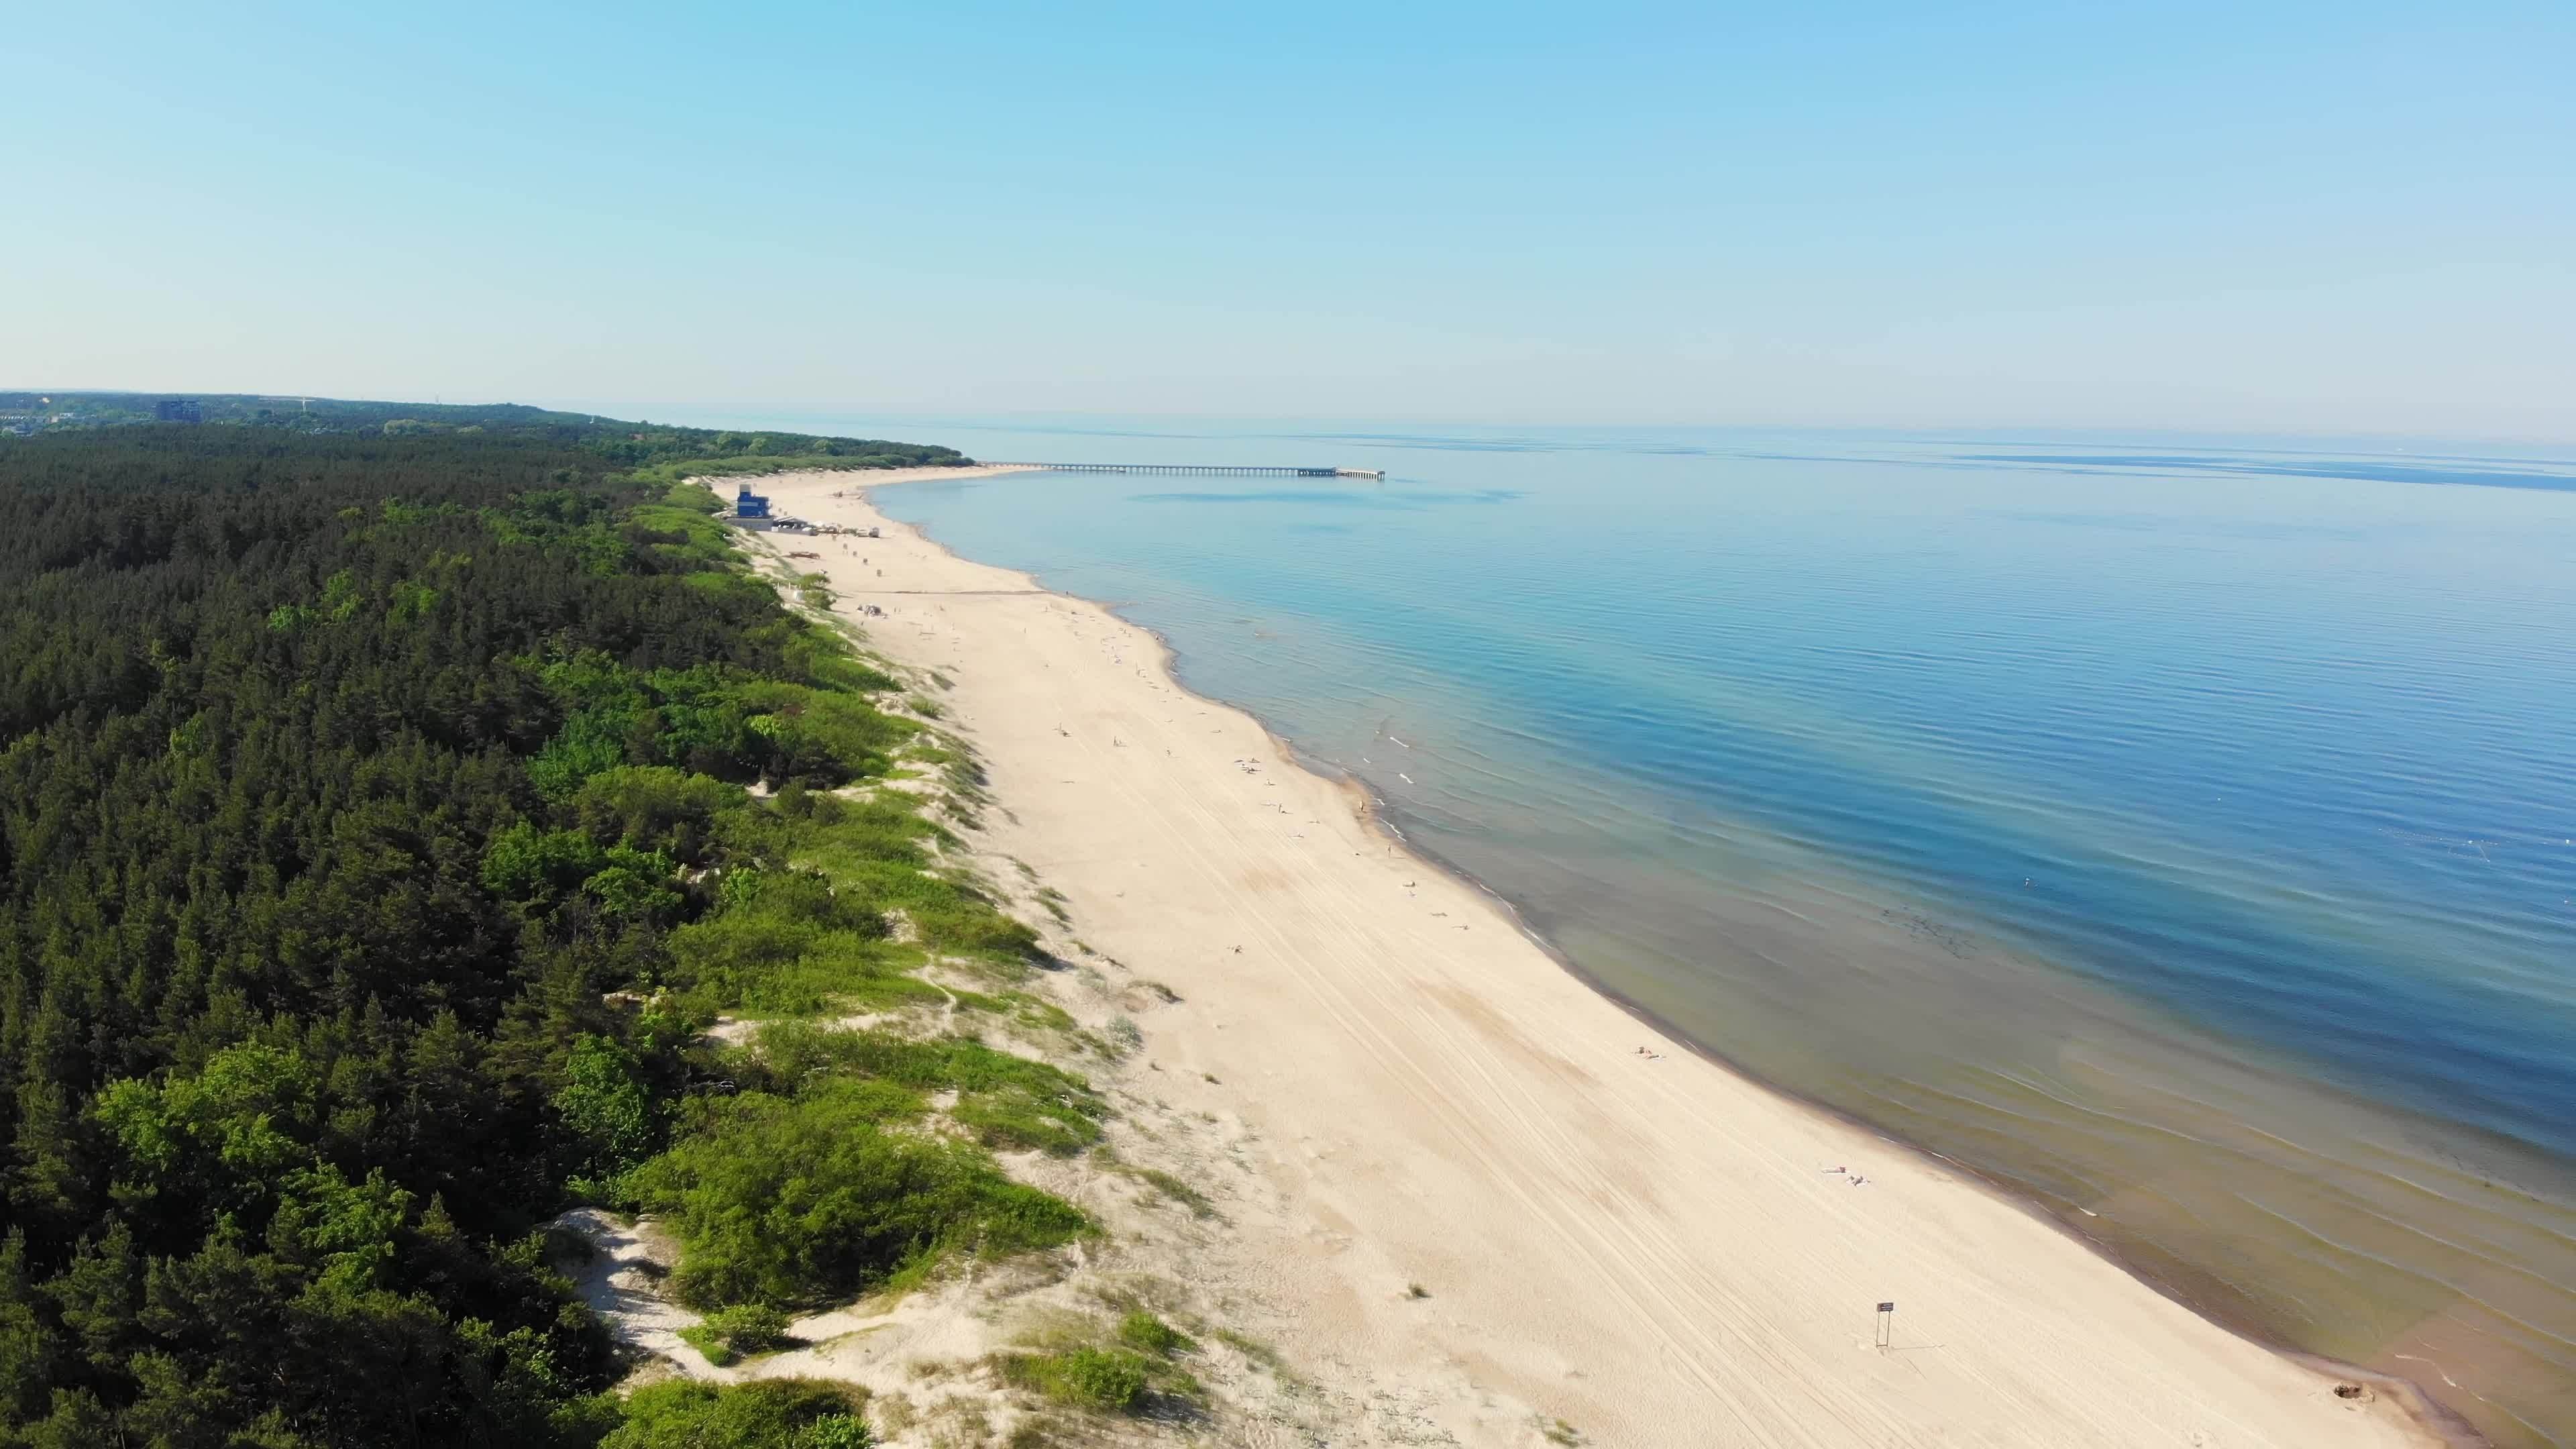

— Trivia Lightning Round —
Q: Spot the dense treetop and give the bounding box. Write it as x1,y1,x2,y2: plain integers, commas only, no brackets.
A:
0,419,1060,1447
0,393,967,476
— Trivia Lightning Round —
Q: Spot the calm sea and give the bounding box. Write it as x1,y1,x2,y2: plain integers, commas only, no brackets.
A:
714,414,2576,1444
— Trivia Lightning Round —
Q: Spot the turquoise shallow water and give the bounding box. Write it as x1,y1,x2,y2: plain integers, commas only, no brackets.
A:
724,415,2576,1443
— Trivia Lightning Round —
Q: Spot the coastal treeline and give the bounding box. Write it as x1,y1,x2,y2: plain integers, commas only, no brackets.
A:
0,421,1066,1445
0,394,970,482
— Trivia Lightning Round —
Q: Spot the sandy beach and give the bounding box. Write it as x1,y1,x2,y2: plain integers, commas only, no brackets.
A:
752,466,2443,1448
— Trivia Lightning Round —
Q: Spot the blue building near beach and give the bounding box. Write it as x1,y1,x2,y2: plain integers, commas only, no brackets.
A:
733,481,771,521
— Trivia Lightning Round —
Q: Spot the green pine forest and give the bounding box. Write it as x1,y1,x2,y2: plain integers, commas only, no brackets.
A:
0,409,1097,1446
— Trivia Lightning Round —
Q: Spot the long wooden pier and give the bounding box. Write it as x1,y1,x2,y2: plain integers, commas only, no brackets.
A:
987,461,1385,479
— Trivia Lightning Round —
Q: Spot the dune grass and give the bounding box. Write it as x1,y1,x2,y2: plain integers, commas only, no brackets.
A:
740,1022,1106,1155
627,1079,1089,1308
597,1377,873,1448
679,1304,798,1366
993,1309,1200,1417
572,521,1102,1323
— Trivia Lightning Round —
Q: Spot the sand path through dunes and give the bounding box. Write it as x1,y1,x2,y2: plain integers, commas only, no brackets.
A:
757,468,2440,1449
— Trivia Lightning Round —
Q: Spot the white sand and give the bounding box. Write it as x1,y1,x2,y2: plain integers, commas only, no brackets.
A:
755,467,2441,1448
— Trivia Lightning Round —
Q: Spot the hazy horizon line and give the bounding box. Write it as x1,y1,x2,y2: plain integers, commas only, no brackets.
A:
14,386,2575,454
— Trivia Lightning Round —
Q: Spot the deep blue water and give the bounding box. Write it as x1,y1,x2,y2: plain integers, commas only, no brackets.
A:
713,415,2576,1442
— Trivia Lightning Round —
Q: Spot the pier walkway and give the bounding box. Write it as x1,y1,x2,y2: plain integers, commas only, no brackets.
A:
987,461,1385,478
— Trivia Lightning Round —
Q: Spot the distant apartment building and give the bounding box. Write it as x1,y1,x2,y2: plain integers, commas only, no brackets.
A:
156,398,203,423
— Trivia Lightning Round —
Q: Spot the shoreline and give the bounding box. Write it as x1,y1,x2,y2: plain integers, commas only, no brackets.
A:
752,465,2452,1448
1118,619,2483,1448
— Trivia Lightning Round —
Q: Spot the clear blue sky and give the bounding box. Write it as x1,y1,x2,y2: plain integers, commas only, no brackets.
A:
13,1,2573,439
